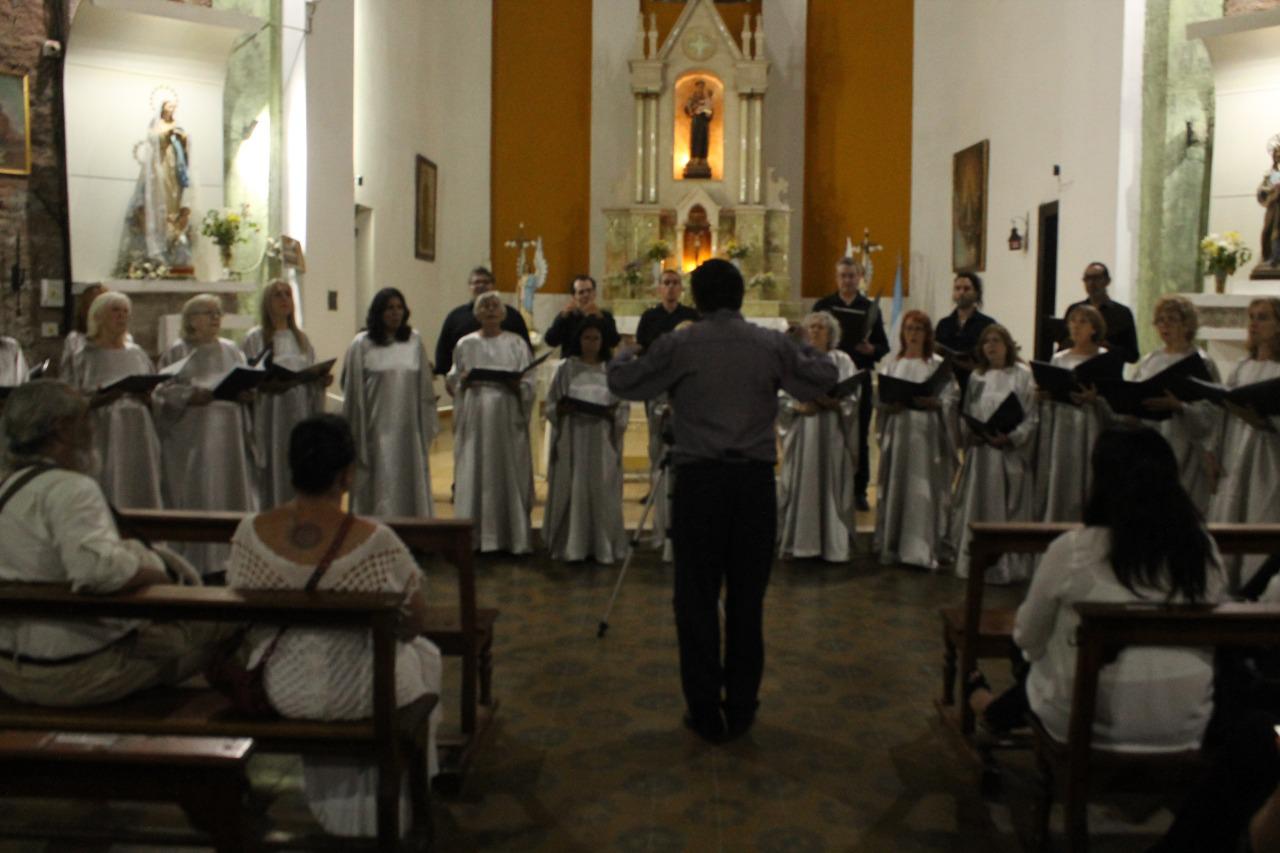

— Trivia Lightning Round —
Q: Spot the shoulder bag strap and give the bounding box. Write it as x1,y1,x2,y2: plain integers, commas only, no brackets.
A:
0,463,56,516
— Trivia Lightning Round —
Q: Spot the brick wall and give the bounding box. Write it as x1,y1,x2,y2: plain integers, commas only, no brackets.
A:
1225,0,1280,14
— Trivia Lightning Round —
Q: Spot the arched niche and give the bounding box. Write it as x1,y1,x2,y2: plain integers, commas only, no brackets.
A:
672,71,723,182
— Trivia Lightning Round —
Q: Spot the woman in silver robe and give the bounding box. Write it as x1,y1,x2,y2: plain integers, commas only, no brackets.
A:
341,288,438,519
242,280,327,508
543,319,629,563
58,284,105,377
0,335,27,388
68,291,163,509
874,310,959,570
155,294,259,577
1126,295,1221,515
447,291,534,554
777,311,859,562
950,325,1037,583
1034,304,1110,522
1210,297,1280,589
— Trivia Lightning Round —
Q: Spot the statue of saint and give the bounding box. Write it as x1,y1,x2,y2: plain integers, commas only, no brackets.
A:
116,91,195,276
1258,134,1280,270
683,79,713,179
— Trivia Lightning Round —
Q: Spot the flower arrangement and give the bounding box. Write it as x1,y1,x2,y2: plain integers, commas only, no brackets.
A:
124,258,170,280
748,272,778,300
1200,231,1252,281
201,205,260,263
724,241,751,261
644,240,672,263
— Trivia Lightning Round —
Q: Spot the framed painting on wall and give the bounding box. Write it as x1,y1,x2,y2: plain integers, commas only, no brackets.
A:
0,72,31,176
952,139,988,273
415,154,437,262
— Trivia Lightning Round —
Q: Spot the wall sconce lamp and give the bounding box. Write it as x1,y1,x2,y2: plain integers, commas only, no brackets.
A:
1008,214,1029,253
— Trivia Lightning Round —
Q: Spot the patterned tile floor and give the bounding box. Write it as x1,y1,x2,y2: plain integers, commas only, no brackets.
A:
0,548,1181,851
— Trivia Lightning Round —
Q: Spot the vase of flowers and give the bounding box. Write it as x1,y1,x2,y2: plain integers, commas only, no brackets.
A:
724,241,751,271
1200,231,1252,294
202,205,260,279
644,240,672,286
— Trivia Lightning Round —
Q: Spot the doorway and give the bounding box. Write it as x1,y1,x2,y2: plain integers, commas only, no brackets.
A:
1034,201,1060,361
354,205,374,333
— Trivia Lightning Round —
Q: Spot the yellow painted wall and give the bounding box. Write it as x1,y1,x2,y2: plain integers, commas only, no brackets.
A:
803,0,913,297
491,1,593,295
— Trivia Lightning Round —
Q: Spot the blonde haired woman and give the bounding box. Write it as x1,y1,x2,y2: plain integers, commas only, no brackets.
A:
242,280,326,507
67,291,163,508
155,293,259,578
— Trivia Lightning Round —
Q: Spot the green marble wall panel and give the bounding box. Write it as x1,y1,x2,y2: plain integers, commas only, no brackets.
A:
1135,0,1221,354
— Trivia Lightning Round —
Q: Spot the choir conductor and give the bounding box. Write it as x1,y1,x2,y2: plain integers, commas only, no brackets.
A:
608,259,838,742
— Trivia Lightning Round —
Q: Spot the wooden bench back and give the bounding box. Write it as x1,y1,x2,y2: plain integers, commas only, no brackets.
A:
959,522,1280,734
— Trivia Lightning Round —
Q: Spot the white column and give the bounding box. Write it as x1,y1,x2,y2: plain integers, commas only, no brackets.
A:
750,95,763,204
634,96,646,203
738,94,749,203
646,95,658,203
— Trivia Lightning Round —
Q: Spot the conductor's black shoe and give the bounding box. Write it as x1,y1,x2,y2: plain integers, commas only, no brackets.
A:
683,711,726,744
855,495,871,512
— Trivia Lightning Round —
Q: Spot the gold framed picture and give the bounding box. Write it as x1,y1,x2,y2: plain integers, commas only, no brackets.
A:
0,72,31,176
952,139,989,274
415,154,437,262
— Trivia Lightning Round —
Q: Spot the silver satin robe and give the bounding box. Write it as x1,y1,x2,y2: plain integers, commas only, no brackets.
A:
341,330,438,519
873,353,959,570
949,364,1038,583
1034,349,1109,522
1209,358,1280,589
242,327,324,508
776,349,859,562
155,338,260,576
69,341,164,509
0,337,28,387
446,331,534,554
1128,348,1222,515
542,358,630,563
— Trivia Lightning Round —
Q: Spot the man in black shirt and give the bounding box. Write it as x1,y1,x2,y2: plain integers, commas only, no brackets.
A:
433,266,531,377
934,272,996,391
544,275,621,358
1064,262,1139,364
636,269,700,482
812,257,889,510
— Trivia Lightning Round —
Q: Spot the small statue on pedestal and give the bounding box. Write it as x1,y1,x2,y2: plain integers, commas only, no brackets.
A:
1254,134,1280,279
682,79,713,179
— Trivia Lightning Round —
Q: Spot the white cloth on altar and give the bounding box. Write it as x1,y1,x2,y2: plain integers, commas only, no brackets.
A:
446,331,534,554
873,353,958,570
950,364,1038,583
1129,348,1222,515
1034,349,1108,522
1208,358,1280,589
242,327,324,508
776,349,858,562
341,330,438,519
155,339,259,576
69,342,164,509
227,518,441,838
542,358,629,563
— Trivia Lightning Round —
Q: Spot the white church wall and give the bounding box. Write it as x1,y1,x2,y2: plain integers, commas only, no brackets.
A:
589,0,639,297
910,0,1140,351
353,0,492,365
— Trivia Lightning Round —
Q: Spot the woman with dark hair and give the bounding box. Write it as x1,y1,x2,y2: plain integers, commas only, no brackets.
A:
242,279,327,507
1034,302,1111,522
949,324,1037,582
341,287,438,517
1210,296,1280,590
873,309,959,569
543,316,629,563
969,427,1224,748
226,413,441,837
59,283,105,376
776,310,859,562
446,291,534,553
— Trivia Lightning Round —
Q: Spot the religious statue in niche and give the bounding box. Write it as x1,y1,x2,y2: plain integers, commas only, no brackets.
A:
1255,134,1280,275
683,79,714,179
682,204,712,269
115,87,196,278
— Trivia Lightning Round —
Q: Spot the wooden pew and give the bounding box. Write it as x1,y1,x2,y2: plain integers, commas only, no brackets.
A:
1034,601,1280,852
946,522,1280,736
119,508,495,778
0,582,431,851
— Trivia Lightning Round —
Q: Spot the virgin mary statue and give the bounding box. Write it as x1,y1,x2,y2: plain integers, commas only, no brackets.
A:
117,90,195,274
